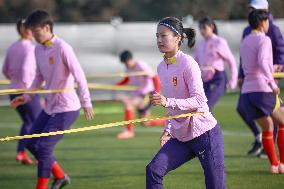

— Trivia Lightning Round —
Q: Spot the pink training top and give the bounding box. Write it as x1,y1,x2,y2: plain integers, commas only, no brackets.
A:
25,35,92,115
240,31,277,93
2,39,37,89
194,34,238,88
126,60,154,96
158,50,217,142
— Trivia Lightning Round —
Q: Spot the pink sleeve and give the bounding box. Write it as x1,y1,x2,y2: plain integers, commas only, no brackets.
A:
22,48,36,88
2,52,10,79
61,44,92,108
164,119,172,134
217,40,238,89
258,38,278,90
23,65,44,103
193,43,200,63
138,62,154,95
165,59,207,111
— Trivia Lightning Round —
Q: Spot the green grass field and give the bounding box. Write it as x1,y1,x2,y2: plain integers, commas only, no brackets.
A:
0,93,284,189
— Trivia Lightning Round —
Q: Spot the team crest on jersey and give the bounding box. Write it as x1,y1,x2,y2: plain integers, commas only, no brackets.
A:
172,76,177,86
49,56,55,65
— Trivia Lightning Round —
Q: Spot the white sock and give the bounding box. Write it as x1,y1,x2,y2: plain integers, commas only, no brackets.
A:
256,134,262,143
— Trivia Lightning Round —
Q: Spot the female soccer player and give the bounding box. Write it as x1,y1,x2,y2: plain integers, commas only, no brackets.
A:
195,17,238,111
116,50,164,139
2,18,41,164
146,17,226,189
237,0,284,157
238,10,284,173
11,10,94,189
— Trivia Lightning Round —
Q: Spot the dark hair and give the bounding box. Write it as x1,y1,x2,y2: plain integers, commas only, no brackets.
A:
16,18,25,35
248,10,269,29
120,50,133,63
158,17,196,48
198,17,218,35
25,10,54,32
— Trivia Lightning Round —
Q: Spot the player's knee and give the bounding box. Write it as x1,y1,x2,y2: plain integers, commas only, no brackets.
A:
26,140,37,155
146,161,164,178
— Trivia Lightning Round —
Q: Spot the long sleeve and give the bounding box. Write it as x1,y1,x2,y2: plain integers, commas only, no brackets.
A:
23,65,44,102
61,44,92,108
258,38,277,90
21,48,36,88
238,27,251,80
2,52,10,79
217,40,238,89
165,61,207,111
164,119,172,134
193,46,200,63
270,25,284,66
116,77,129,85
238,59,245,79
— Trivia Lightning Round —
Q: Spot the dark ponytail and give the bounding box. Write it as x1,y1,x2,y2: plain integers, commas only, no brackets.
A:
198,17,218,35
183,28,196,48
158,17,196,48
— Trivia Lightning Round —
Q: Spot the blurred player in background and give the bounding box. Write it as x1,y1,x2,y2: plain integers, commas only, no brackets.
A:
237,0,284,157
239,10,284,174
194,17,238,112
116,50,165,139
11,10,94,189
2,18,42,165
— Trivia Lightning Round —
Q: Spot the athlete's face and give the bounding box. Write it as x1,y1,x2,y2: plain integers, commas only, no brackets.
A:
30,25,51,44
125,58,136,69
263,19,269,33
156,25,181,54
199,24,214,38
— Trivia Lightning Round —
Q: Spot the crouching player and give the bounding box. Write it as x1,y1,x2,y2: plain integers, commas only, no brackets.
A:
116,50,165,139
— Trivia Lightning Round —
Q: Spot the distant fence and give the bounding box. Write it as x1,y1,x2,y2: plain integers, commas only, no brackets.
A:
0,19,284,104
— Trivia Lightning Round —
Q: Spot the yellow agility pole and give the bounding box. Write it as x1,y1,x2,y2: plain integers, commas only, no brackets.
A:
0,88,72,96
0,83,138,95
87,83,138,91
87,71,152,79
0,112,204,142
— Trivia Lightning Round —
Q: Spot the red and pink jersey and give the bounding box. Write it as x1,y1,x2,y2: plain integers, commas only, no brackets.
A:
126,60,155,96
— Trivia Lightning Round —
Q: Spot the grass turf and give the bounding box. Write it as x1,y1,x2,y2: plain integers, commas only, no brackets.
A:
0,93,284,189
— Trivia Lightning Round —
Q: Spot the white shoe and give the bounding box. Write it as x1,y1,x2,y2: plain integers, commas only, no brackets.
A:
116,130,134,139
279,163,284,174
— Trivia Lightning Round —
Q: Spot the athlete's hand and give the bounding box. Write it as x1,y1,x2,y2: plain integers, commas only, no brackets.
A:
160,131,171,147
83,107,95,120
237,79,243,89
150,92,167,107
273,87,280,95
10,96,26,109
274,64,283,72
